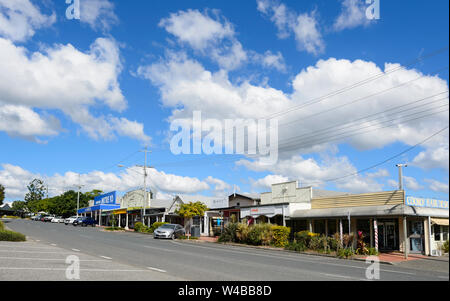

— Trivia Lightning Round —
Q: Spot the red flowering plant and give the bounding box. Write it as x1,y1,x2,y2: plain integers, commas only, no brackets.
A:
356,230,369,255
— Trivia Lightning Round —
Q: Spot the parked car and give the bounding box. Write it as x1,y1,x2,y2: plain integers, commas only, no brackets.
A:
40,215,48,222
73,217,96,227
64,216,79,225
153,224,185,240
43,215,55,222
31,215,41,221
51,216,64,223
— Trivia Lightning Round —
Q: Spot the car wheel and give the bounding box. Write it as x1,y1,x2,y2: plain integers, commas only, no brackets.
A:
171,233,175,240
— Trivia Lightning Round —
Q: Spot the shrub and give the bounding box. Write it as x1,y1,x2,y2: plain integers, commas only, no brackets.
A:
337,248,354,259
0,221,4,231
218,222,239,243
327,235,340,251
367,247,379,256
246,223,273,246
442,240,449,253
342,234,354,249
309,235,322,251
285,241,306,252
271,225,291,248
236,223,249,243
356,231,369,255
149,222,169,233
0,229,26,241
134,222,149,233
295,230,318,247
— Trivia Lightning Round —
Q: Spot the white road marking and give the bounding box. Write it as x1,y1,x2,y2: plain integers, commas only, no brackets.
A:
72,248,80,252
0,267,151,272
50,244,57,246
0,250,72,254
100,256,112,260
147,267,167,273
438,275,449,279
0,257,108,262
321,273,363,281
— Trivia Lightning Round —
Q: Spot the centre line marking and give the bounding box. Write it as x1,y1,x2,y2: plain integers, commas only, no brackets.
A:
72,249,80,252
100,256,112,260
147,267,167,273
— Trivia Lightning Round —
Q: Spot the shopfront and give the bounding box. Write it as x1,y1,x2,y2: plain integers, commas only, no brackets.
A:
289,191,449,255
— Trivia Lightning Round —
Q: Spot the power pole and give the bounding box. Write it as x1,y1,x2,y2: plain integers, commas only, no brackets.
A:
76,174,84,217
139,147,151,224
396,164,408,190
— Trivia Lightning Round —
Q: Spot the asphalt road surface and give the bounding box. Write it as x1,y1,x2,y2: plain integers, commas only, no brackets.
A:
2,219,449,281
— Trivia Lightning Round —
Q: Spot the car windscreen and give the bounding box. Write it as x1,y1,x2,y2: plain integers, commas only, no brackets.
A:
159,224,176,229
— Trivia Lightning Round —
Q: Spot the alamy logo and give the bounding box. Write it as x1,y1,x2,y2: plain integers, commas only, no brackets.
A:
366,0,380,20
65,255,80,280
66,0,80,20
365,256,380,280
170,111,279,165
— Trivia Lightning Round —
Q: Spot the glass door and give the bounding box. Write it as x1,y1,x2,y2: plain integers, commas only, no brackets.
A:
409,221,424,253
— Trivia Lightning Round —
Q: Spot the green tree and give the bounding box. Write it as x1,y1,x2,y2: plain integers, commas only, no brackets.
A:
11,201,27,213
24,179,45,212
0,184,5,206
175,202,209,236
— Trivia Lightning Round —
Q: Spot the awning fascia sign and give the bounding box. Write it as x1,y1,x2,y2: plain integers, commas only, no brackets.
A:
113,209,127,215
431,218,449,226
406,196,449,209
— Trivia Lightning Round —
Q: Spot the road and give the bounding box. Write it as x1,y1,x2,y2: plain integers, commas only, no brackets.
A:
2,219,449,281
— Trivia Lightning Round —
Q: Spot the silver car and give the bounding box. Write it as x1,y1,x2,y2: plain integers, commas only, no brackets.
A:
153,224,185,240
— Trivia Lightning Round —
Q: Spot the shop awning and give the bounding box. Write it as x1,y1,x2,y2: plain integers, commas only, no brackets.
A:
113,209,127,215
431,218,449,226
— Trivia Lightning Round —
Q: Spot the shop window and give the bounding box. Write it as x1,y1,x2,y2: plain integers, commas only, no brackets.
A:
443,226,449,241
328,219,337,236
313,220,326,235
433,224,441,241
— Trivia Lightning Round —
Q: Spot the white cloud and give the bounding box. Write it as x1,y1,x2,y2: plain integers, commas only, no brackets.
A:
251,174,289,189
79,0,118,31
0,163,228,199
0,37,150,143
257,0,325,55
252,50,287,72
0,0,56,42
205,176,231,193
159,9,290,71
139,55,448,156
425,179,449,194
159,9,234,51
239,154,384,193
0,104,60,141
412,143,449,171
388,176,424,191
333,0,371,31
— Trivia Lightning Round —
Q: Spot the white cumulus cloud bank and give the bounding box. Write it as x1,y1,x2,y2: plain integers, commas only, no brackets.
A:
159,8,287,71
0,0,56,42
139,53,448,191
0,37,150,143
0,163,231,200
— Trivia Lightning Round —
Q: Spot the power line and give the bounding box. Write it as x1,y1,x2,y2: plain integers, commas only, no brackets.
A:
297,126,449,186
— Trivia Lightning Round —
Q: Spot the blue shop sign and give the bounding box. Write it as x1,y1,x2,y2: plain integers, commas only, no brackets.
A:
406,196,449,209
94,191,117,205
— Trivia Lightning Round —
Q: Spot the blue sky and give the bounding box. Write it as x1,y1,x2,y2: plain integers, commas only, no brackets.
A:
0,0,448,202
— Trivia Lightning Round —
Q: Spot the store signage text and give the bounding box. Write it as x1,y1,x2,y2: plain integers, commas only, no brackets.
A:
94,191,117,206
406,196,449,209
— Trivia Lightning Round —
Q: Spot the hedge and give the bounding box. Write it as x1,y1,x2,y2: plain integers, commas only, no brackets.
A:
0,229,26,242
272,226,291,247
